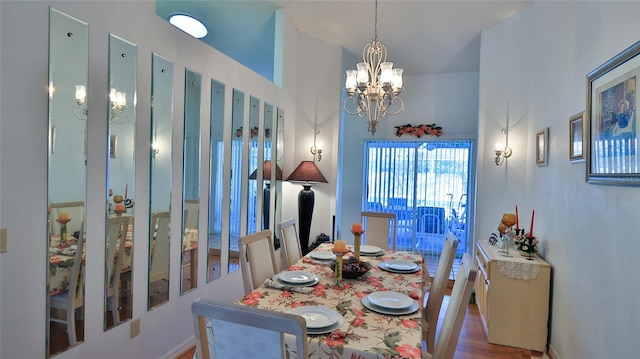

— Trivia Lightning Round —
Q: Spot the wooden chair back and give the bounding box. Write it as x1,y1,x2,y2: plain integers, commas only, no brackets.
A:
279,218,302,267
360,211,397,250
149,211,171,283
239,229,278,294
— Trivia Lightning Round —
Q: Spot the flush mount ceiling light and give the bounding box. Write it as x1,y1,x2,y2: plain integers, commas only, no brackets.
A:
168,14,208,39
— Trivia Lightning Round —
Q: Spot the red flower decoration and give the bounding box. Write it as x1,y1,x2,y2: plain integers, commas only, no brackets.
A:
401,318,419,329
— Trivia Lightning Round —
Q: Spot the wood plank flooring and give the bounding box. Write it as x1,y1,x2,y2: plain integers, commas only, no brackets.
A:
176,289,546,359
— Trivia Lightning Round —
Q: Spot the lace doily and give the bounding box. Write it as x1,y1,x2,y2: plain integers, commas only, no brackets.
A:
496,260,540,280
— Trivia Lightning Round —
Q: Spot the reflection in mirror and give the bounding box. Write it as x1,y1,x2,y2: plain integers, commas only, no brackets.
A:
105,33,137,331
274,107,285,245
148,53,173,309
47,8,88,356
247,96,260,234
228,89,245,274
181,69,201,294
207,79,225,282
262,103,277,231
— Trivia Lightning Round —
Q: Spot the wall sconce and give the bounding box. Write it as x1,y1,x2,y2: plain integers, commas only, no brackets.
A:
494,128,512,166
109,87,127,124
310,130,323,162
74,84,87,120
151,142,160,158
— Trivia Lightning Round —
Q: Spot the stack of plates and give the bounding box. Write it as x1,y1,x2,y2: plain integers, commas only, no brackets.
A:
272,271,319,287
362,291,419,315
379,259,420,273
359,245,384,256
286,306,345,334
308,250,337,261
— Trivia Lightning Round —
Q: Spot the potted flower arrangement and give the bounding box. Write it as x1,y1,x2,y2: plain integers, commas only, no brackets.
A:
515,235,539,260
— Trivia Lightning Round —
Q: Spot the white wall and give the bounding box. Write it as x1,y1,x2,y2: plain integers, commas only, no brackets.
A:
478,2,640,358
0,1,299,358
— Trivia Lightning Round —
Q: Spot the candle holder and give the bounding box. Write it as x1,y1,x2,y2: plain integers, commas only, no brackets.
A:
332,249,348,286
351,230,364,259
500,226,514,257
56,218,71,248
515,235,538,260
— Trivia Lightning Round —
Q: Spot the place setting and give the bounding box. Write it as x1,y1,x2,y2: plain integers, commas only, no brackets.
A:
361,291,420,315
265,270,319,293
286,305,345,335
307,250,337,261
378,259,420,273
358,245,385,257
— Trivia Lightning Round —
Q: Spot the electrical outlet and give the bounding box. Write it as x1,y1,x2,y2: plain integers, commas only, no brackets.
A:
130,318,141,338
0,228,7,253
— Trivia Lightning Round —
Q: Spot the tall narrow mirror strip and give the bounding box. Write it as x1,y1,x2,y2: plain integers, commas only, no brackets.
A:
228,89,245,274
207,79,225,282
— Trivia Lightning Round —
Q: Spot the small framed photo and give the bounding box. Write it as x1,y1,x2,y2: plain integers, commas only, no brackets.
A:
536,127,549,167
587,40,640,185
569,111,585,162
110,135,117,158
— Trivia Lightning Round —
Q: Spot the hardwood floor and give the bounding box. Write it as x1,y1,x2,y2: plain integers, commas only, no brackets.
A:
175,290,546,359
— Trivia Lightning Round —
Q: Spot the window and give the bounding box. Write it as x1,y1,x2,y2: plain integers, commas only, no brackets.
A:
364,140,473,275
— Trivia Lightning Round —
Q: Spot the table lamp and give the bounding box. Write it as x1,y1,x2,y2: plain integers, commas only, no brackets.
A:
248,160,283,230
285,161,328,255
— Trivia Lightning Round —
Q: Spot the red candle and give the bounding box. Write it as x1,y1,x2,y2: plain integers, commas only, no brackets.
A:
351,223,363,233
124,184,128,199
515,205,519,230
529,210,535,237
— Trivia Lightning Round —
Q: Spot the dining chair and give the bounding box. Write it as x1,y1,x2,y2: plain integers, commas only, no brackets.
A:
149,211,170,284
105,216,129,326
360,211,397,250
192,298,308,359
50,201,85,236
50,220,85,346
239,229,278,294
422,253,477,359
184,199,199,229
423,232,459,353
279,218,302,267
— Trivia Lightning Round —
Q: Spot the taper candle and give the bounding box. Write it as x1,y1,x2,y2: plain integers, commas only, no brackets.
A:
529,210,535,237
333,239,347,252
515,205,519,230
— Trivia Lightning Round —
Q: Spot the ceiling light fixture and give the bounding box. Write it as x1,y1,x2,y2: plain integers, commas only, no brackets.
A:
168,14,208,39
344,0,404,135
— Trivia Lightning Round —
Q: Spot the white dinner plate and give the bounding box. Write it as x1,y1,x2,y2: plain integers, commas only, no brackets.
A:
379,260,420,273
359,245,382,254
385,259,418,271
309,251,337,260
368,291,414,310
272,273,320,287
286,306,342,329
306,316,345,335
278,271,316,284
362,295,420,316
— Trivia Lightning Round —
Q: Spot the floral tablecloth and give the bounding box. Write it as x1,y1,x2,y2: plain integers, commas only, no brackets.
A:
236,243,427,359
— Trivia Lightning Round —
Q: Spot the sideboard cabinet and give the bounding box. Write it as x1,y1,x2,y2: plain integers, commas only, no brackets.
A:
474,239,551,351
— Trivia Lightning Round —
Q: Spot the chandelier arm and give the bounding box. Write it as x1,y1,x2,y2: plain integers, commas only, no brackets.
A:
382,96,405,116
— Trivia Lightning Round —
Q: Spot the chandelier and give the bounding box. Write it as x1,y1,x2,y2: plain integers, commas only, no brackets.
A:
344,0,404,135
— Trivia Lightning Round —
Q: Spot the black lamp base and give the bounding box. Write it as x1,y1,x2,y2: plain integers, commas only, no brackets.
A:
298,184,314,255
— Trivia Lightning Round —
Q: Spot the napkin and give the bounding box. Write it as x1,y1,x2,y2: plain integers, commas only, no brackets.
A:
263,279,314,294
302,257,332,266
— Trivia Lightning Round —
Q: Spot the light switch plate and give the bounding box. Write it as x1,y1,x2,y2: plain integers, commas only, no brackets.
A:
0,227,7,253
131,318,141,338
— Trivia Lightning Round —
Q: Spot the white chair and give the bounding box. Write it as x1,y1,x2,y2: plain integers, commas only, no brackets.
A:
149,211,170,284
184,199,199,229
422,253,477,359
239,229,278,294
423,232,459,353
279,218,302,267
105,216,129,326
50,201,85,237
192,298,308,359
50,221,85,346
360,211,397,250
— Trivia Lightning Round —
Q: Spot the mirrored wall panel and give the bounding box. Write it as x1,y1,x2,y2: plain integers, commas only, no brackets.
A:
262,103,280,236
228,89,245,273
148,53,174,309
274,107,285,246
181,68,201,294
105,33,137,331
207,79,225,282
47,7,88,356
247,96,260,234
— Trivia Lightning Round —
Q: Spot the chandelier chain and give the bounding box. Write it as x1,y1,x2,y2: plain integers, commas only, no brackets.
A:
373,0,378,42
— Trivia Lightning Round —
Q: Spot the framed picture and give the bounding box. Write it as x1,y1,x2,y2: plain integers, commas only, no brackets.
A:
569,111,585,162
536,127,549,167
110,135,117,158
586,40,640,185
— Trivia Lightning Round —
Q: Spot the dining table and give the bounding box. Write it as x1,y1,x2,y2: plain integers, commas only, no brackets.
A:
236,243,430,359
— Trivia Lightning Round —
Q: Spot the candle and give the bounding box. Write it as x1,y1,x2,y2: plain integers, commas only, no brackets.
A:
124,184,128,199
515,205,519,230
115,203,125,212
351,223,363,233
529,210,535,237
58,212,69,221
333,239,347,252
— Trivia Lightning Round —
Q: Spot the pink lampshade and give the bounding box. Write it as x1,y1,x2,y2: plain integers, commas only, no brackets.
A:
248,160,283,180
285,161,328,183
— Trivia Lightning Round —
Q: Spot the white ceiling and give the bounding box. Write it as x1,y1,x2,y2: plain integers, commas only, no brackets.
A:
271,0,533,76
158,0,533,77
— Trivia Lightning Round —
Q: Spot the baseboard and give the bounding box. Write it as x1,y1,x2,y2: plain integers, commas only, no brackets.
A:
548,344,561,359
164,336,196,359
